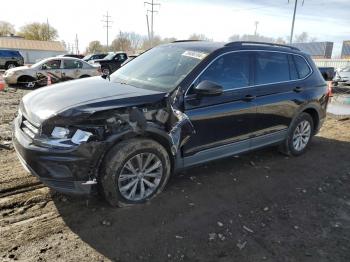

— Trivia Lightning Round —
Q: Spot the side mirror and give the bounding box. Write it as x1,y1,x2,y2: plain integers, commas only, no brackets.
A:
193,80,223,96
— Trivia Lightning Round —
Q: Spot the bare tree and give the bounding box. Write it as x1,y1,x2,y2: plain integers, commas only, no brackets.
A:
188,34,211,41
18,22,58,41
0,21,15,36
86,40,105,54
141,35,162,50
110,31,132,52
294,32,309,43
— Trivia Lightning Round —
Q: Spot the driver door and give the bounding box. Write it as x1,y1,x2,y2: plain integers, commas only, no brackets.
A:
39,59,62,83
61,59,83,80
183,51,257,159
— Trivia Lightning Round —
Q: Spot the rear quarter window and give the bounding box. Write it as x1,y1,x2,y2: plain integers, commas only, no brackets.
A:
254,52,290,85
294,55,311,79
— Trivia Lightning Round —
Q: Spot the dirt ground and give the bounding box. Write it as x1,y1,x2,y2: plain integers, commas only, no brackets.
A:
0,85,350,262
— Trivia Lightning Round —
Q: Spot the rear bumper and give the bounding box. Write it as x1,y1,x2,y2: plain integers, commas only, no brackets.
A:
12,116,103,195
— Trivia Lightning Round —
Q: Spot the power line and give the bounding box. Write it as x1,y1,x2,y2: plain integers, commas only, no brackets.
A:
102,12,113,49
144,0,160,46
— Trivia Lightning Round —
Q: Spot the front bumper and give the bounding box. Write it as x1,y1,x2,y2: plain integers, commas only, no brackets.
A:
12,116,104,195
3,74,18,84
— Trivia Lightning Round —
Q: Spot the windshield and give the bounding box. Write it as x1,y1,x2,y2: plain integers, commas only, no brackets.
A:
104,53,115,60
83,54,93,60
31,59,49,68
110,45,208,92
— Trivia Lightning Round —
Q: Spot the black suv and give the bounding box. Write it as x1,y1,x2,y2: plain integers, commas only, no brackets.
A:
13,41,330,207
0,49,24,69
91,52,128,75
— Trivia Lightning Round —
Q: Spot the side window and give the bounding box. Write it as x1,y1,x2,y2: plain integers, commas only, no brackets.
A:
115,54,126,62
63,60,83,69
255,52,290,85
41,60,61,70
196,52,250,90
294,55,311,79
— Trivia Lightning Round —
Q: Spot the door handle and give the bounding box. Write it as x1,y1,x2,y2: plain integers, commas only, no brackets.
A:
243,94,256,101
293,86,303,93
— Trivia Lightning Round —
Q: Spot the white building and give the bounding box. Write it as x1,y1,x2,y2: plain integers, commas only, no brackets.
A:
0,36,65,64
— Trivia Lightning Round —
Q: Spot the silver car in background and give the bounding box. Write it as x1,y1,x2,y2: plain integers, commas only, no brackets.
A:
3,57,101,88
334,67,350,86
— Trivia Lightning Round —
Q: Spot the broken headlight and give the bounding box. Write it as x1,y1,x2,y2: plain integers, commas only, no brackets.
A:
51,127,70,139
35,127,93,149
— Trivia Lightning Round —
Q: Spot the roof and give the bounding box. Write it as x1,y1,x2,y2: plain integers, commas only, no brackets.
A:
0,37,65,52
168,40,304,55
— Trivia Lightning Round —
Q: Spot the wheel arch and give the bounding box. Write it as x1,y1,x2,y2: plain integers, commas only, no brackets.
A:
289,104,321,135
95,128,175,179
17,75,36,83
302,107,320,133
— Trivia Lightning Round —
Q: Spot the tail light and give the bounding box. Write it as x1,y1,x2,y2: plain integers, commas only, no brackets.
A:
97,67,102,74
327,81,333,97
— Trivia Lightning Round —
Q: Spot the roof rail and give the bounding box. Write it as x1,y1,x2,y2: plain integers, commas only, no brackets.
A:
172,40,204,43
224,41,300,51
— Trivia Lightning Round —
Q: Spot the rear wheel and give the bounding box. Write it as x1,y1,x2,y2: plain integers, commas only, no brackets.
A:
280,112,314,156
100,138,171,207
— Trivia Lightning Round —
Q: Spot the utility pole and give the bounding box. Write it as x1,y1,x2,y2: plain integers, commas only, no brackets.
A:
254,21,259,36
75,34,79,55
146,14,151,41
144,0,160,46
289,0,304,44
102,12,112,49
46,18,50,41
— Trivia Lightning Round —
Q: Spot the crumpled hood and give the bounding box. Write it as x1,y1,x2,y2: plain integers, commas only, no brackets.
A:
21,76,166,125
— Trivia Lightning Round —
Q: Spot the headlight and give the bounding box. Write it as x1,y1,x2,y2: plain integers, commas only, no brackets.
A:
71,129,93,144
51,127,70,139
38,127,93,149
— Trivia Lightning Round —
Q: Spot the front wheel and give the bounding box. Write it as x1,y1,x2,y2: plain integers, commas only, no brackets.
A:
100,138,171,207
280,112,314,156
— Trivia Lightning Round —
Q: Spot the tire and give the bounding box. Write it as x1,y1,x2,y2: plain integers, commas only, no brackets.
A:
279,112,314,156
5,62,17,70
100,138,171,207
17,76,37,88
101,67,110,76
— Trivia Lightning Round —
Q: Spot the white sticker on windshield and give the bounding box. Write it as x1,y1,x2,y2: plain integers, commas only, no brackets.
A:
182,50,208,60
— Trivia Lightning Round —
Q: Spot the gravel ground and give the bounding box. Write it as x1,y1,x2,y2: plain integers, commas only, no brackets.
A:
0,85,350,262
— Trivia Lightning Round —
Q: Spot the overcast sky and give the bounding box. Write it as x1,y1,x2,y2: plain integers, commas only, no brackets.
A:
2,0,349,56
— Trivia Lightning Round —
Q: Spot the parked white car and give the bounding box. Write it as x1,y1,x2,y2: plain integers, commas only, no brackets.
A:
3,57,101,88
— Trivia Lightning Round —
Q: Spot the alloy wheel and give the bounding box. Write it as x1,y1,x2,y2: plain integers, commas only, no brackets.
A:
292,120,311,151
118,152,163,201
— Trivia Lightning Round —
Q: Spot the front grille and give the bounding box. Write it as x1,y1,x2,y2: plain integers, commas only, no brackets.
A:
21,117,40,139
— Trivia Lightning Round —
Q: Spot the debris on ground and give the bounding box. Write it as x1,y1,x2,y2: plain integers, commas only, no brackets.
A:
243,225,254,233
236,241,247,250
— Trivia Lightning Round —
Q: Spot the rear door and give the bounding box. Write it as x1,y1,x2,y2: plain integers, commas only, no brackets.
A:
251,51,310,139
61,59,84,80
183,51,257,159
